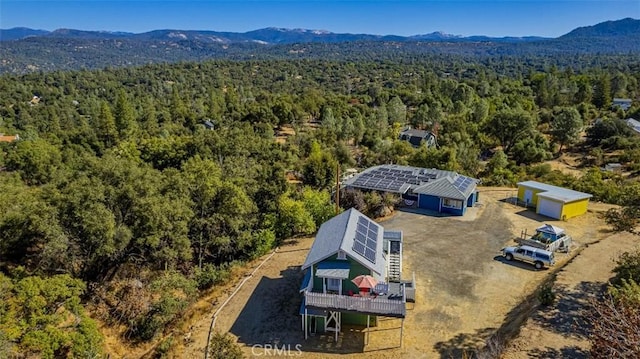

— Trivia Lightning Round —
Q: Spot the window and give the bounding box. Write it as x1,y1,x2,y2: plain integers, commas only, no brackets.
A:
327,278,341,291
337,251,346,260
442,198,462,209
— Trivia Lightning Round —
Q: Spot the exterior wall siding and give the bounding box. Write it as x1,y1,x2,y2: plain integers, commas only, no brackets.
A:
517,185,545,206
311,254,373,293
418,194,440,211
418,194,468,216
342,312,377,326
466,192,476,207
561,199,589,220
440,202,465,216
309,254,379,326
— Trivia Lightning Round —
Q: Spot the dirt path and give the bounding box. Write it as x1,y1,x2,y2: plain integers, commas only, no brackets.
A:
176,238,314,359
501,232,639,358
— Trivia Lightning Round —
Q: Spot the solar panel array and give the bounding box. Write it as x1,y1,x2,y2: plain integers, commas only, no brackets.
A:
349,166,439,193
452,175,475,195
353,216,379,264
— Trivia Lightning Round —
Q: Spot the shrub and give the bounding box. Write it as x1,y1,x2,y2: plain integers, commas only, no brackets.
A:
537,284,556,306
208,332,244,359
194,262,233,291
612,249,640,286
127,272,197,341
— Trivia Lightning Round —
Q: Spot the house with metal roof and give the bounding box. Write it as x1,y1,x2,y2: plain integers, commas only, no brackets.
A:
612,98,632,111
625,118,640,135
517,181,592,220
343,164,480,216
299,208,411,344
399,128,437,148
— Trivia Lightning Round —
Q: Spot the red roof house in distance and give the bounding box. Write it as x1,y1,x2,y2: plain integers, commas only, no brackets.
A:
0,134,20,143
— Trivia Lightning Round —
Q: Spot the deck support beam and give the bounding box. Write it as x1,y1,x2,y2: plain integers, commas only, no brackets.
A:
400,318,404,348
366,315,370,345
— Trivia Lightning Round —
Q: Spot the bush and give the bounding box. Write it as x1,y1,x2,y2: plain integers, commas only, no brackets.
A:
612,249,640,286
127,272,197,341
208,332,244,359
537,284,556,306
194,263,232,291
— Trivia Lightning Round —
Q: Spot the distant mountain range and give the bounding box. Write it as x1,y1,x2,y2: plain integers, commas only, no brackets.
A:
0,18,638,74
0,26,551,44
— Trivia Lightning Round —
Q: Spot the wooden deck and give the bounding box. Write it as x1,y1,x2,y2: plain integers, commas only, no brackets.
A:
304,291,406,318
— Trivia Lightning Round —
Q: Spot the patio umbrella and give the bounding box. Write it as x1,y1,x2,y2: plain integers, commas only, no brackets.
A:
351,274,378,290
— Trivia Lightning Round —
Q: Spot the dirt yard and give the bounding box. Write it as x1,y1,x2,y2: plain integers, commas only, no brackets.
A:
175,187,623,358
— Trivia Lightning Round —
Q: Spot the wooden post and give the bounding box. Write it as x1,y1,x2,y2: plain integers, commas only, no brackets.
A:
335,312,339,342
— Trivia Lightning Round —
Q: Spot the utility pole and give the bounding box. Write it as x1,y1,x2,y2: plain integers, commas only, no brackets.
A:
335,163,340,214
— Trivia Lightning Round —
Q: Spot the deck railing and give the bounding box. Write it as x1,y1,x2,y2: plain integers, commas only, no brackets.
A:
304,291,406,317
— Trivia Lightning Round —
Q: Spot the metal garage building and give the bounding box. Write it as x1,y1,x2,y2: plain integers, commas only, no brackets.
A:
517,181,592,220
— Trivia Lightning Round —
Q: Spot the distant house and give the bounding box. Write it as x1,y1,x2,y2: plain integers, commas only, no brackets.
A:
517,181,592,220
300,208,410,342
203,119,215,130
603,163,623,172
0,134,19,143
343,164,479,216
625,118,640,135
612,98,632,111
398,128,437,148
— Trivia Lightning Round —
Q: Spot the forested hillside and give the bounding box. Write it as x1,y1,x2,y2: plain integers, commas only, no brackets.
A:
1,18,639,74
1,56,639,357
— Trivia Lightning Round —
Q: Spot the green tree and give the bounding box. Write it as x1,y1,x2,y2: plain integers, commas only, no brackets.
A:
550,107,583,154
5,139,62,185
0,273,103,359
302,141,338,189
485,109,535,153
387,96,407,125
276,194,316,239
95,101,118,148
301,187,336,227
113,89,136,138
593,73,612,109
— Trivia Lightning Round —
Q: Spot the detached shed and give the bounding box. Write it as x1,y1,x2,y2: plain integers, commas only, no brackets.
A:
517,181,592,220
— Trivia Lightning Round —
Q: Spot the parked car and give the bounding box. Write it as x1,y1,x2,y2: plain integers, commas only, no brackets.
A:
502,245,555,269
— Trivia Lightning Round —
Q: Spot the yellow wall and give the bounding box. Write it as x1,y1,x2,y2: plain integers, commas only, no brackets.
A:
517,185,546,206
560,198,590,220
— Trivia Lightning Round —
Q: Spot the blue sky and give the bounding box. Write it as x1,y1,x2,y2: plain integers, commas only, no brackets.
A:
1,1,638,37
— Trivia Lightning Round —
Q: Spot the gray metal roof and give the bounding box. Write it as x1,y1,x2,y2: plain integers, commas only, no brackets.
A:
315,261,351,279
343,164,457,194
517,181,592,203
626,118,640,134
413,174,478,200
301,208,386,277
383,230,403,242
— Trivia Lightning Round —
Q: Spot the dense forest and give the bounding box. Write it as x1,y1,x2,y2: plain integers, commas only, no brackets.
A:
1,54,639,357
